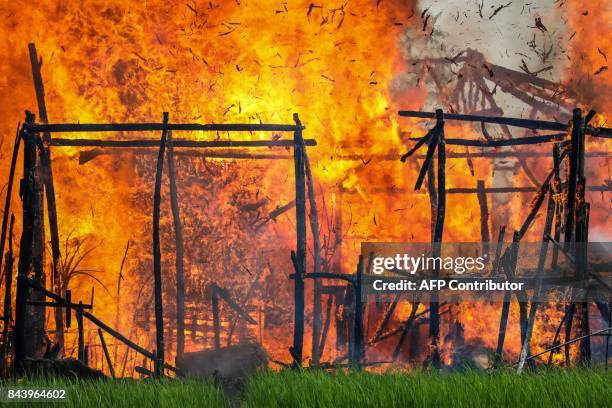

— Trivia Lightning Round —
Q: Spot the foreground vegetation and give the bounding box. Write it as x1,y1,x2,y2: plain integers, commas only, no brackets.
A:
2,368,610,407
243,368,612,407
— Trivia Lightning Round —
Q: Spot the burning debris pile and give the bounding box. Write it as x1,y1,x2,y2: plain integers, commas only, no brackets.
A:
0,1,610,378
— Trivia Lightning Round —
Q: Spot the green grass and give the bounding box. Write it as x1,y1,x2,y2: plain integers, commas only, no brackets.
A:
2,369,610,407
243,368,612,408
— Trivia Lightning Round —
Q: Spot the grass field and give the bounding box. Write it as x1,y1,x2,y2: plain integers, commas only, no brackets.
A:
2,369,610,407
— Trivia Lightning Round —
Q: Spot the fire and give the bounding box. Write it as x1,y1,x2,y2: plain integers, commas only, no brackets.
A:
0,1,609,375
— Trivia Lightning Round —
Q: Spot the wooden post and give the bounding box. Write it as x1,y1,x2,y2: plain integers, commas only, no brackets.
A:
351,256,364,370
1,215,15,359
574,111,591,365
212,286,220,350
304,150,322,366
430,108,446,368
0,126,21,288
517,188,554,373
28,43,63,352
495,231,520,364
166,130,186,362
152,112,169,376
476,180,490,259
98,328,116,378
15,112,46,370
76,303,84,364
292,113,306,367
551,143,563,269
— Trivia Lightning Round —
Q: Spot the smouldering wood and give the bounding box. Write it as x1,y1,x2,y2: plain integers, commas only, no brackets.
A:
398,109,611,137
292,113,307,367
51,138,316,148
98,328,116,378
152,112,169,376
166,130,186,362
517,188,555,373
31,122,305,133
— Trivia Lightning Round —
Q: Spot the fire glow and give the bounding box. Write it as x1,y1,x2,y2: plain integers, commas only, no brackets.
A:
0,1,610,376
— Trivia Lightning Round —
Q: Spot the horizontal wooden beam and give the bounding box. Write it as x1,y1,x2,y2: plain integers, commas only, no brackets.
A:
340,185,610,195
50,138,316,148
406,133,567,147
398,110,611,137
28,122,304,133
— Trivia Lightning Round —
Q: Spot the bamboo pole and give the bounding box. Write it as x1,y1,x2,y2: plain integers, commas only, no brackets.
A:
303,149,322,366
0,125,21,286
430,109,446,368
152,112,169,376
517,188,555,373
0,214,15,359
98,328,115,378
351,256,364,370
292,113,307,367
166,130,186,362
29,43,64,354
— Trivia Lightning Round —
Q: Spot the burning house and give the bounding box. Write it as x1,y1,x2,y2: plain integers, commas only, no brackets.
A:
0,1,610,378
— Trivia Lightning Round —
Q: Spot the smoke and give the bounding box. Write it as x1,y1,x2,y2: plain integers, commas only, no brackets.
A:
394,0,571,117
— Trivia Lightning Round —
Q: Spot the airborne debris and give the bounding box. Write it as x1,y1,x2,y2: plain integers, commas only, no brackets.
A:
594,66,608,76
535,17,547,32
489,2,512,20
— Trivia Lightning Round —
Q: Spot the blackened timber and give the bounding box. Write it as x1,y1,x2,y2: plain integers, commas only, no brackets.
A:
564,109,583,247
0,126,21,288
15,112,46,369
398,110,611,137
370,293,401,343
476,180,490,258
32,123,304,133
50,138,316,148
304,149,322,366
152,113,169,376
0,214,14,359
414,126,440,190
315,293,334,363
495,231,520,364
211,284,257,325
292,113,307,367
391,299,420,361
430,109,446,369
400,127,435,161
351,256,365,370
29,43,63,351
20,274,177,372
76,303,85,364
166,130,185,362
517,188,555,373
212,288,220,350
406,133,567,147
98,328,115,378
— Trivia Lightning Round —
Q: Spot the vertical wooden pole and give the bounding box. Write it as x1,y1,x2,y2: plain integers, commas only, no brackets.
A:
28,43,64,353
212,285,220,350
292,113,306,367
0,126,21,287
98,328,116,378
574,110,591,364
152,112,169,376
476,180,490,259
15,112,46,370
166,130,185,362
352,256,364,370
430,108,446,369
517,188,555,373
304,150,322,366
495,231,520,364
1,215,15,359
76,303,84,364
